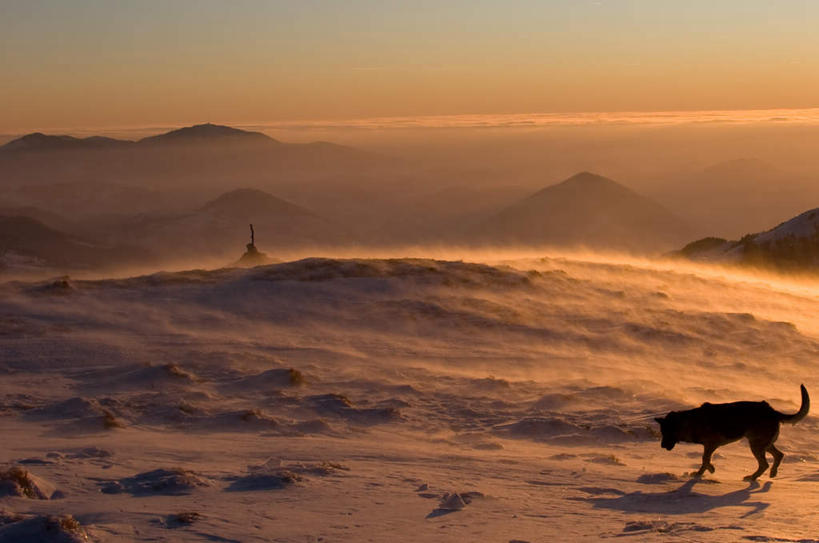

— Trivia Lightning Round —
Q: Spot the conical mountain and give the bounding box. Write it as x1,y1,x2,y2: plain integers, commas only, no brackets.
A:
199,188,313,219
473,172,694,251
112,188,347,260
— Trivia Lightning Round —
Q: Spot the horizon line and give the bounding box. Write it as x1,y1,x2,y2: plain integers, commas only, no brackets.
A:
4,107,819,140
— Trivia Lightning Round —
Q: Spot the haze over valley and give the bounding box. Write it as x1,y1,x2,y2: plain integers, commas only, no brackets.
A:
4,120,819,277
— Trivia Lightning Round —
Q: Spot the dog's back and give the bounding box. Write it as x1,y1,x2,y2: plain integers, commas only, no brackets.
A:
685,401,780,444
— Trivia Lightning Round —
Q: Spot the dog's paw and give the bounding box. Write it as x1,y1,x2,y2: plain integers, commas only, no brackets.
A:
743,474,759,482
707,464,715,473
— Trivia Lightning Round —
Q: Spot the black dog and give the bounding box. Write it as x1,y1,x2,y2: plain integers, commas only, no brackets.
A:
655,385,809,480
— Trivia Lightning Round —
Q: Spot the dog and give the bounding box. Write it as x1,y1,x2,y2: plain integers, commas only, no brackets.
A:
655,385,809,480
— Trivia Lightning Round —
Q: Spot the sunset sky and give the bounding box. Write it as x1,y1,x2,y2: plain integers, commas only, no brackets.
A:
2,0,818,132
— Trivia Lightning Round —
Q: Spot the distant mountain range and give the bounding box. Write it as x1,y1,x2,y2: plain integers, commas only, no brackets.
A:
675,207,819,270
0,122,731,269
0,123,373,161
0,123,400,250
0,123,278,152
0,123,390,198
88,188,346,261
0,168,701,272
1,133,132,152
469,172,695,252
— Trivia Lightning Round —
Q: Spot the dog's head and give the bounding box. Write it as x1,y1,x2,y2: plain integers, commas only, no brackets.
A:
654,413,680,450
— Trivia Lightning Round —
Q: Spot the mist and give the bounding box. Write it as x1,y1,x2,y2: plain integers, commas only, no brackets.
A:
3,117,819,282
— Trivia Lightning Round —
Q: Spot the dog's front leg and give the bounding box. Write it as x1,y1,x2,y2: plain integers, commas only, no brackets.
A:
696,444,717,476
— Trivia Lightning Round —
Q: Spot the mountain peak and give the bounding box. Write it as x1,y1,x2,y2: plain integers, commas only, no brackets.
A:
528,172,635,202
200,188,311,218
138,123,277,145
556,171,621,189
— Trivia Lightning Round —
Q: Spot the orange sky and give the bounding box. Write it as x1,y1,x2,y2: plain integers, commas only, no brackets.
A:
1,1,818,133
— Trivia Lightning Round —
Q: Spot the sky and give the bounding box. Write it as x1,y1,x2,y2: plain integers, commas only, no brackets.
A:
1,0,818,132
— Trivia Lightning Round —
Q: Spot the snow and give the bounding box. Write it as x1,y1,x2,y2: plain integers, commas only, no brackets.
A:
2,254,819,541
754,208,819,244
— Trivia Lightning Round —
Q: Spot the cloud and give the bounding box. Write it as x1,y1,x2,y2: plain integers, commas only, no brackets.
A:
239,108,819,131
11,108,819,142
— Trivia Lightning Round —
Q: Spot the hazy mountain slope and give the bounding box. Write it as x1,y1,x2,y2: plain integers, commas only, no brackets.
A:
137,123,276,146
677,207,819,270
105,188,346,260
0,133,132,152
643,158,815,239
0,215,151,273
200,188,313,218
6,180,166,218
0,206,73,232
472,172,694,252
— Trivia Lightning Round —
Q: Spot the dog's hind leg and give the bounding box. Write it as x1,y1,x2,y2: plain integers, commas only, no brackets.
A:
744,441,770,481
696,444,717,476
768,444,784,477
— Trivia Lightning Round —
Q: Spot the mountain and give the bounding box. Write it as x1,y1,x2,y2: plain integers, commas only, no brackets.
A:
0,133,131,152
199,188,313,219
102,188,347,261
470,172,694,252
137,123,277,146
0,215,151,272
676,207,819,270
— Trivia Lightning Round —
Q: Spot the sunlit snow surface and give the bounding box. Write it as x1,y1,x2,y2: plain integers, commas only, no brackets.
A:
2,254,819,541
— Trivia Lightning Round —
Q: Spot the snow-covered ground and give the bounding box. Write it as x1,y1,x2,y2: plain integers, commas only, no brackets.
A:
2,254,819,542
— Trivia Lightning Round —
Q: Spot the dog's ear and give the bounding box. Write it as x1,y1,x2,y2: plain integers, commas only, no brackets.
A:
654,417,664,424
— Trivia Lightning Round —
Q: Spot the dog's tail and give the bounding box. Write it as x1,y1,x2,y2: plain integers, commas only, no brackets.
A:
778,384,810,424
